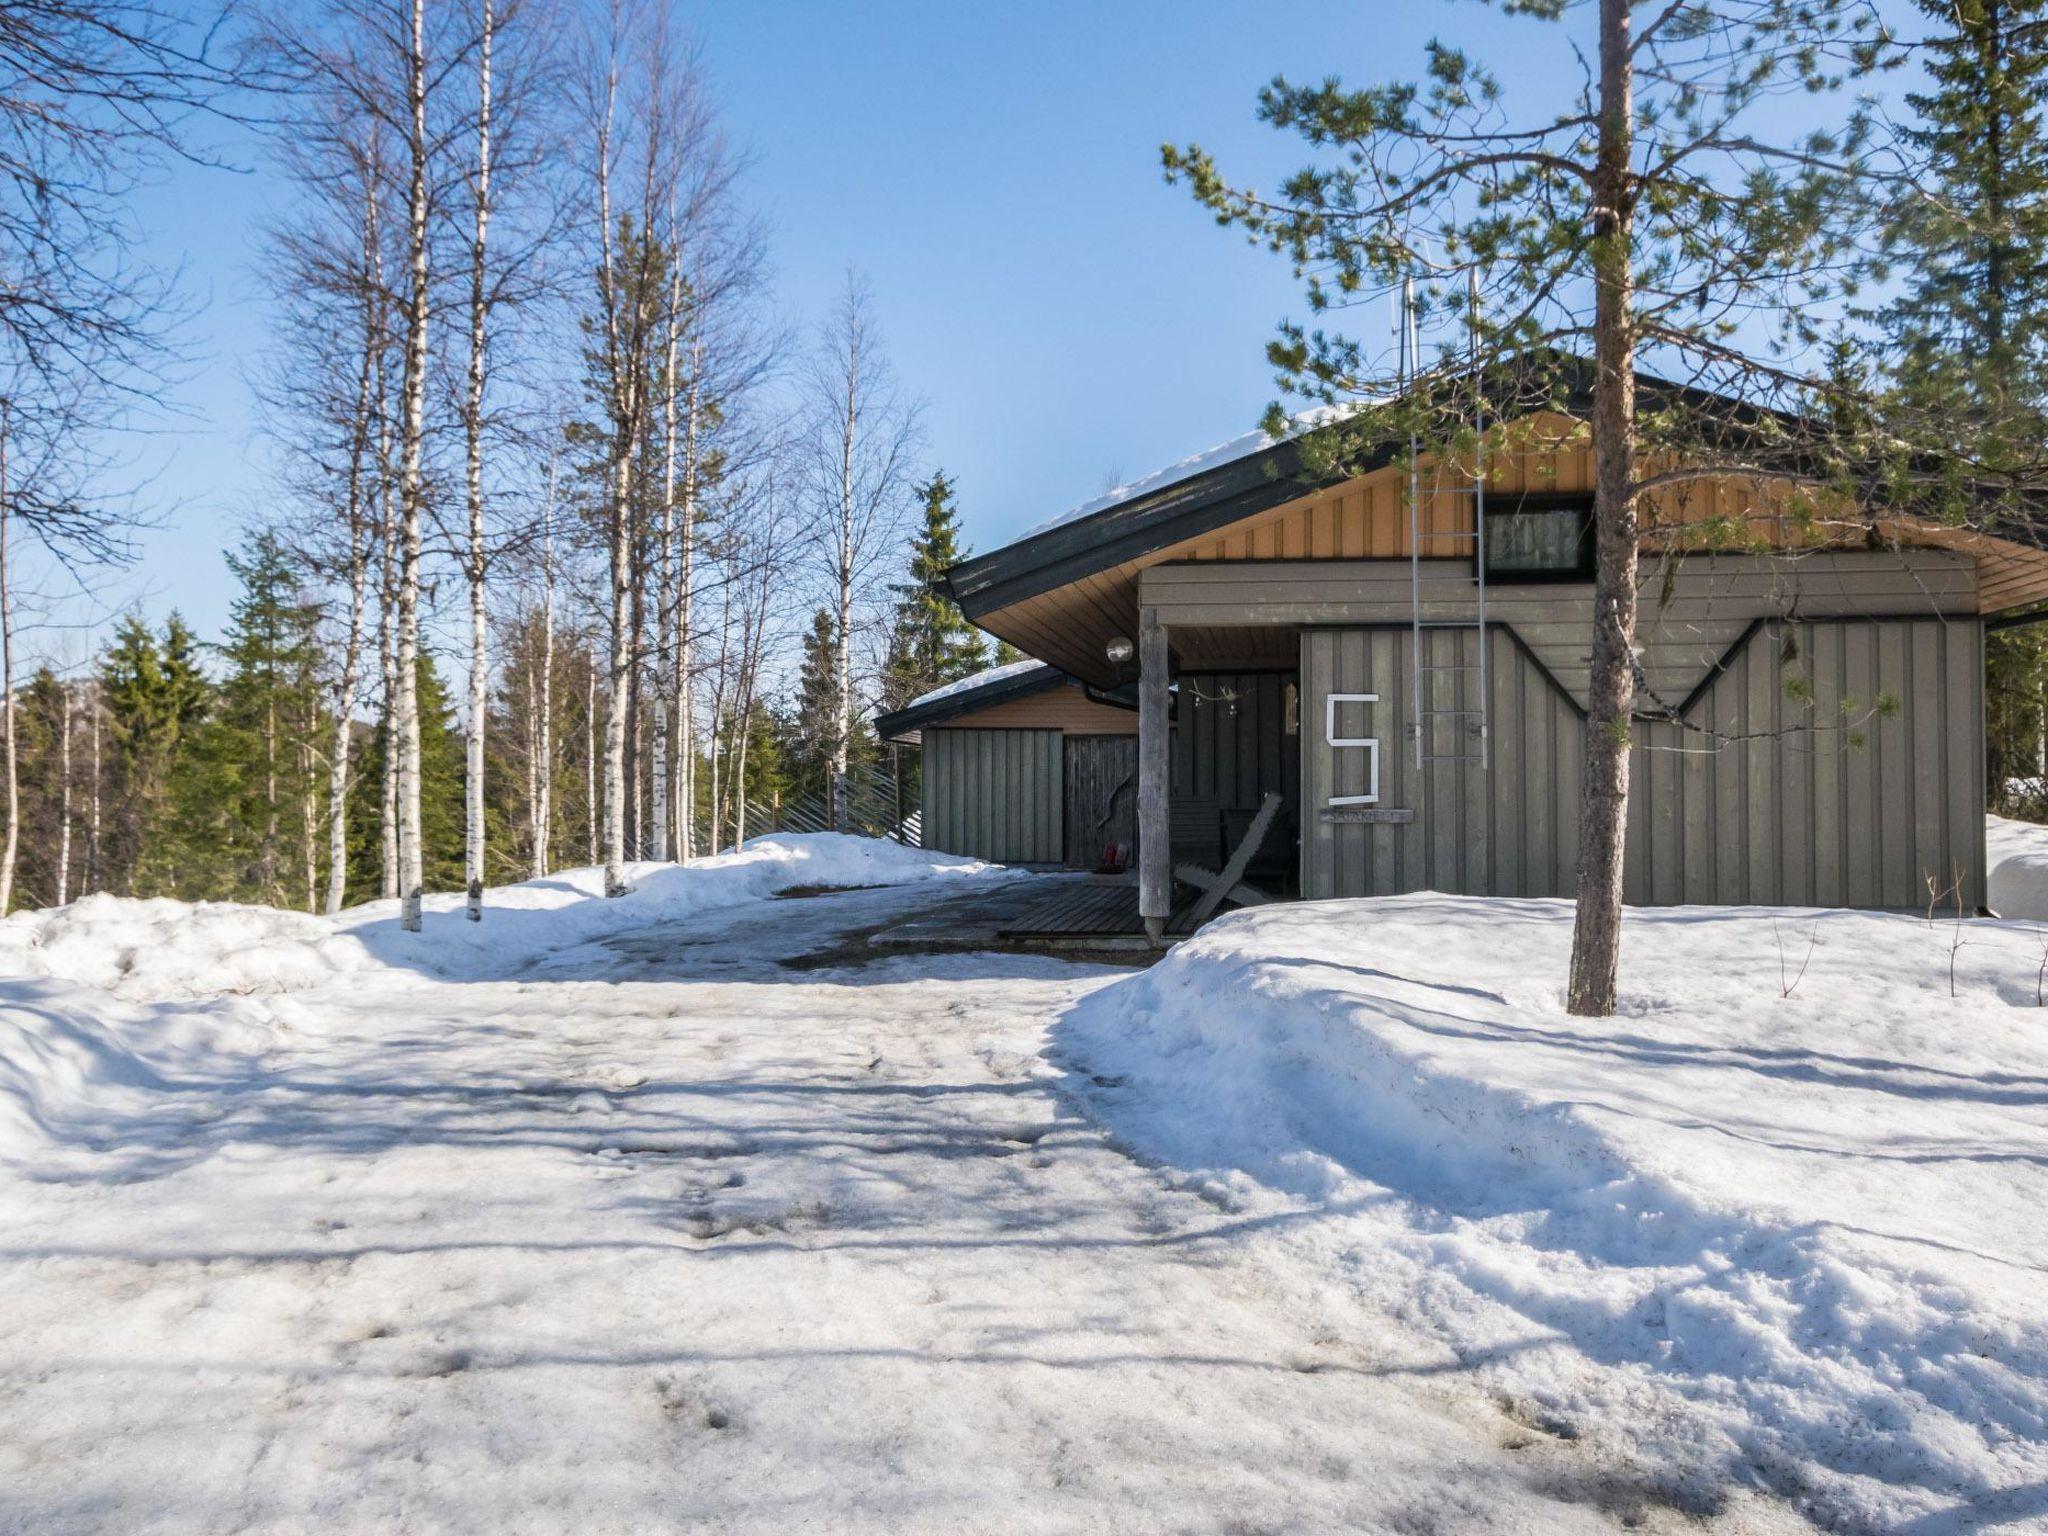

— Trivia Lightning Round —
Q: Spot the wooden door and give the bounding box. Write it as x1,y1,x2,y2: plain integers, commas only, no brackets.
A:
1064,735,1138,870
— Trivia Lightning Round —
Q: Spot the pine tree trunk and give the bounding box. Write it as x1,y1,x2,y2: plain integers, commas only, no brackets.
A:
463,0,494,922
1565,0,1641,1018
395,0,431,931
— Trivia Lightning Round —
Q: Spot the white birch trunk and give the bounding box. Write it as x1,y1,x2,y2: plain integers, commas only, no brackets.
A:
463,0,495,922
0,403,17,917
533,467,555,878
327,513,367,916
675,358,701,863
585,660,598,866
832,388,856,833
591,49,635,898
654,240,681,862
604,448,632,893
327,182,379,918
395,0,431,931
373,230,399,904
378,506,399,901
55,681,71,905
87,680,99,894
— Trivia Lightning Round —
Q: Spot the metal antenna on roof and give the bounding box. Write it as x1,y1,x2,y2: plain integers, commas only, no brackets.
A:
1405,269,1491,773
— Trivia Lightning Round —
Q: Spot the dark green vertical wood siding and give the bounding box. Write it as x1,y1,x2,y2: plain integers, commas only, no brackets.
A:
920,728,1064,864
1302,617,1985,908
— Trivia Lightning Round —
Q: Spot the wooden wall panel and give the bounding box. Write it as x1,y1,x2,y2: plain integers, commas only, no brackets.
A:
1301,628,1583,900
1625,617,1983,909
1146,551,1975,713
920,728,1063,865
936,681,1136,735
1301,617,1983,908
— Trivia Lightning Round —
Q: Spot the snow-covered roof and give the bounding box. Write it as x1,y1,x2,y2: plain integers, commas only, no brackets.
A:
1023,403,1359,540
902,658,1053,712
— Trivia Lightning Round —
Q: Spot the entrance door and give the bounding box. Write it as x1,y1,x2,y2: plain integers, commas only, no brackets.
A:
1063,735,1138,870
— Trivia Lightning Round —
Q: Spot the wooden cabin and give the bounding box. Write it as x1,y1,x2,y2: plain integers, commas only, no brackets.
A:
877,400,2048,932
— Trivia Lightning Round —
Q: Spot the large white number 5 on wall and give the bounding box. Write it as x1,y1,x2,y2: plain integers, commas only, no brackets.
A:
1325,693,1379,806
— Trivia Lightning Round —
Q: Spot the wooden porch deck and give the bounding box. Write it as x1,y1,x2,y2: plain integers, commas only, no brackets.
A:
996,879,1208,940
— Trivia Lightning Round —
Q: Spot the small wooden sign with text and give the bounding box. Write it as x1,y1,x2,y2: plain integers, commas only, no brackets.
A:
1318,806,1416,825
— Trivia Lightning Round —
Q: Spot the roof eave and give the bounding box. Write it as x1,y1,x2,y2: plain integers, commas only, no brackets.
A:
946,432,1366,620
873,665,1068,741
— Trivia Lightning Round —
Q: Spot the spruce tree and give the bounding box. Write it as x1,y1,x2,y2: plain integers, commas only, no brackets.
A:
174,533,327,905
1879,1,2048,813
14,668,64,908
882,472,987,711
1882,0,2048,470
781,608,873,811
347,652,464,905
100,614,210,896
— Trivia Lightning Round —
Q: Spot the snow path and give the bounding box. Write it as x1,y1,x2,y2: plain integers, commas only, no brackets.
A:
0,882,1799,1535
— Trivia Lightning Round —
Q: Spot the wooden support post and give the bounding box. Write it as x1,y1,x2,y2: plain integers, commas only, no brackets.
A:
1138,607,1170,942
891,743,904,844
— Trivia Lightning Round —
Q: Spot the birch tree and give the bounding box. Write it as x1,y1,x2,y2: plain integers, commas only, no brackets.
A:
460,0,497,920
800,274,918,832
391,0,432,930
573,2,726,893
533,460,557,876
255,88,390,917
1165,0,1896,1014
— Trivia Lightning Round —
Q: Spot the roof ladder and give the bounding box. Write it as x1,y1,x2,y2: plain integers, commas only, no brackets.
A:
1404,271,1491,770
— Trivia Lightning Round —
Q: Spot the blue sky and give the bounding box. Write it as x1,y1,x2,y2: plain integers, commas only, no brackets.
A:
75,0,1873,654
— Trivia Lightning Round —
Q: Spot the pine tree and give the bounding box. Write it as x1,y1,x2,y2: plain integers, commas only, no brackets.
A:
882,472,986,712
1880,1,2048,813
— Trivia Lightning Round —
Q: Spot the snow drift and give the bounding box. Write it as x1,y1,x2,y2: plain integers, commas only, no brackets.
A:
1059,896,2048,1532
0,835,1002,1167
0,981,277,1166
1988,813,2048,918
0,833,1001,1000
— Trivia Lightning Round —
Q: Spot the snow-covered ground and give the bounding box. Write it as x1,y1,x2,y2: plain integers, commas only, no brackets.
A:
1987,812,2048,918
1060,896,2048,1534
2,840,2036,1533
0,844,1755,1535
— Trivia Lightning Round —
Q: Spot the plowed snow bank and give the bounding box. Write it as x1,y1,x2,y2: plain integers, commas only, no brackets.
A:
0,834,1000,999
1060,896,2048,1532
